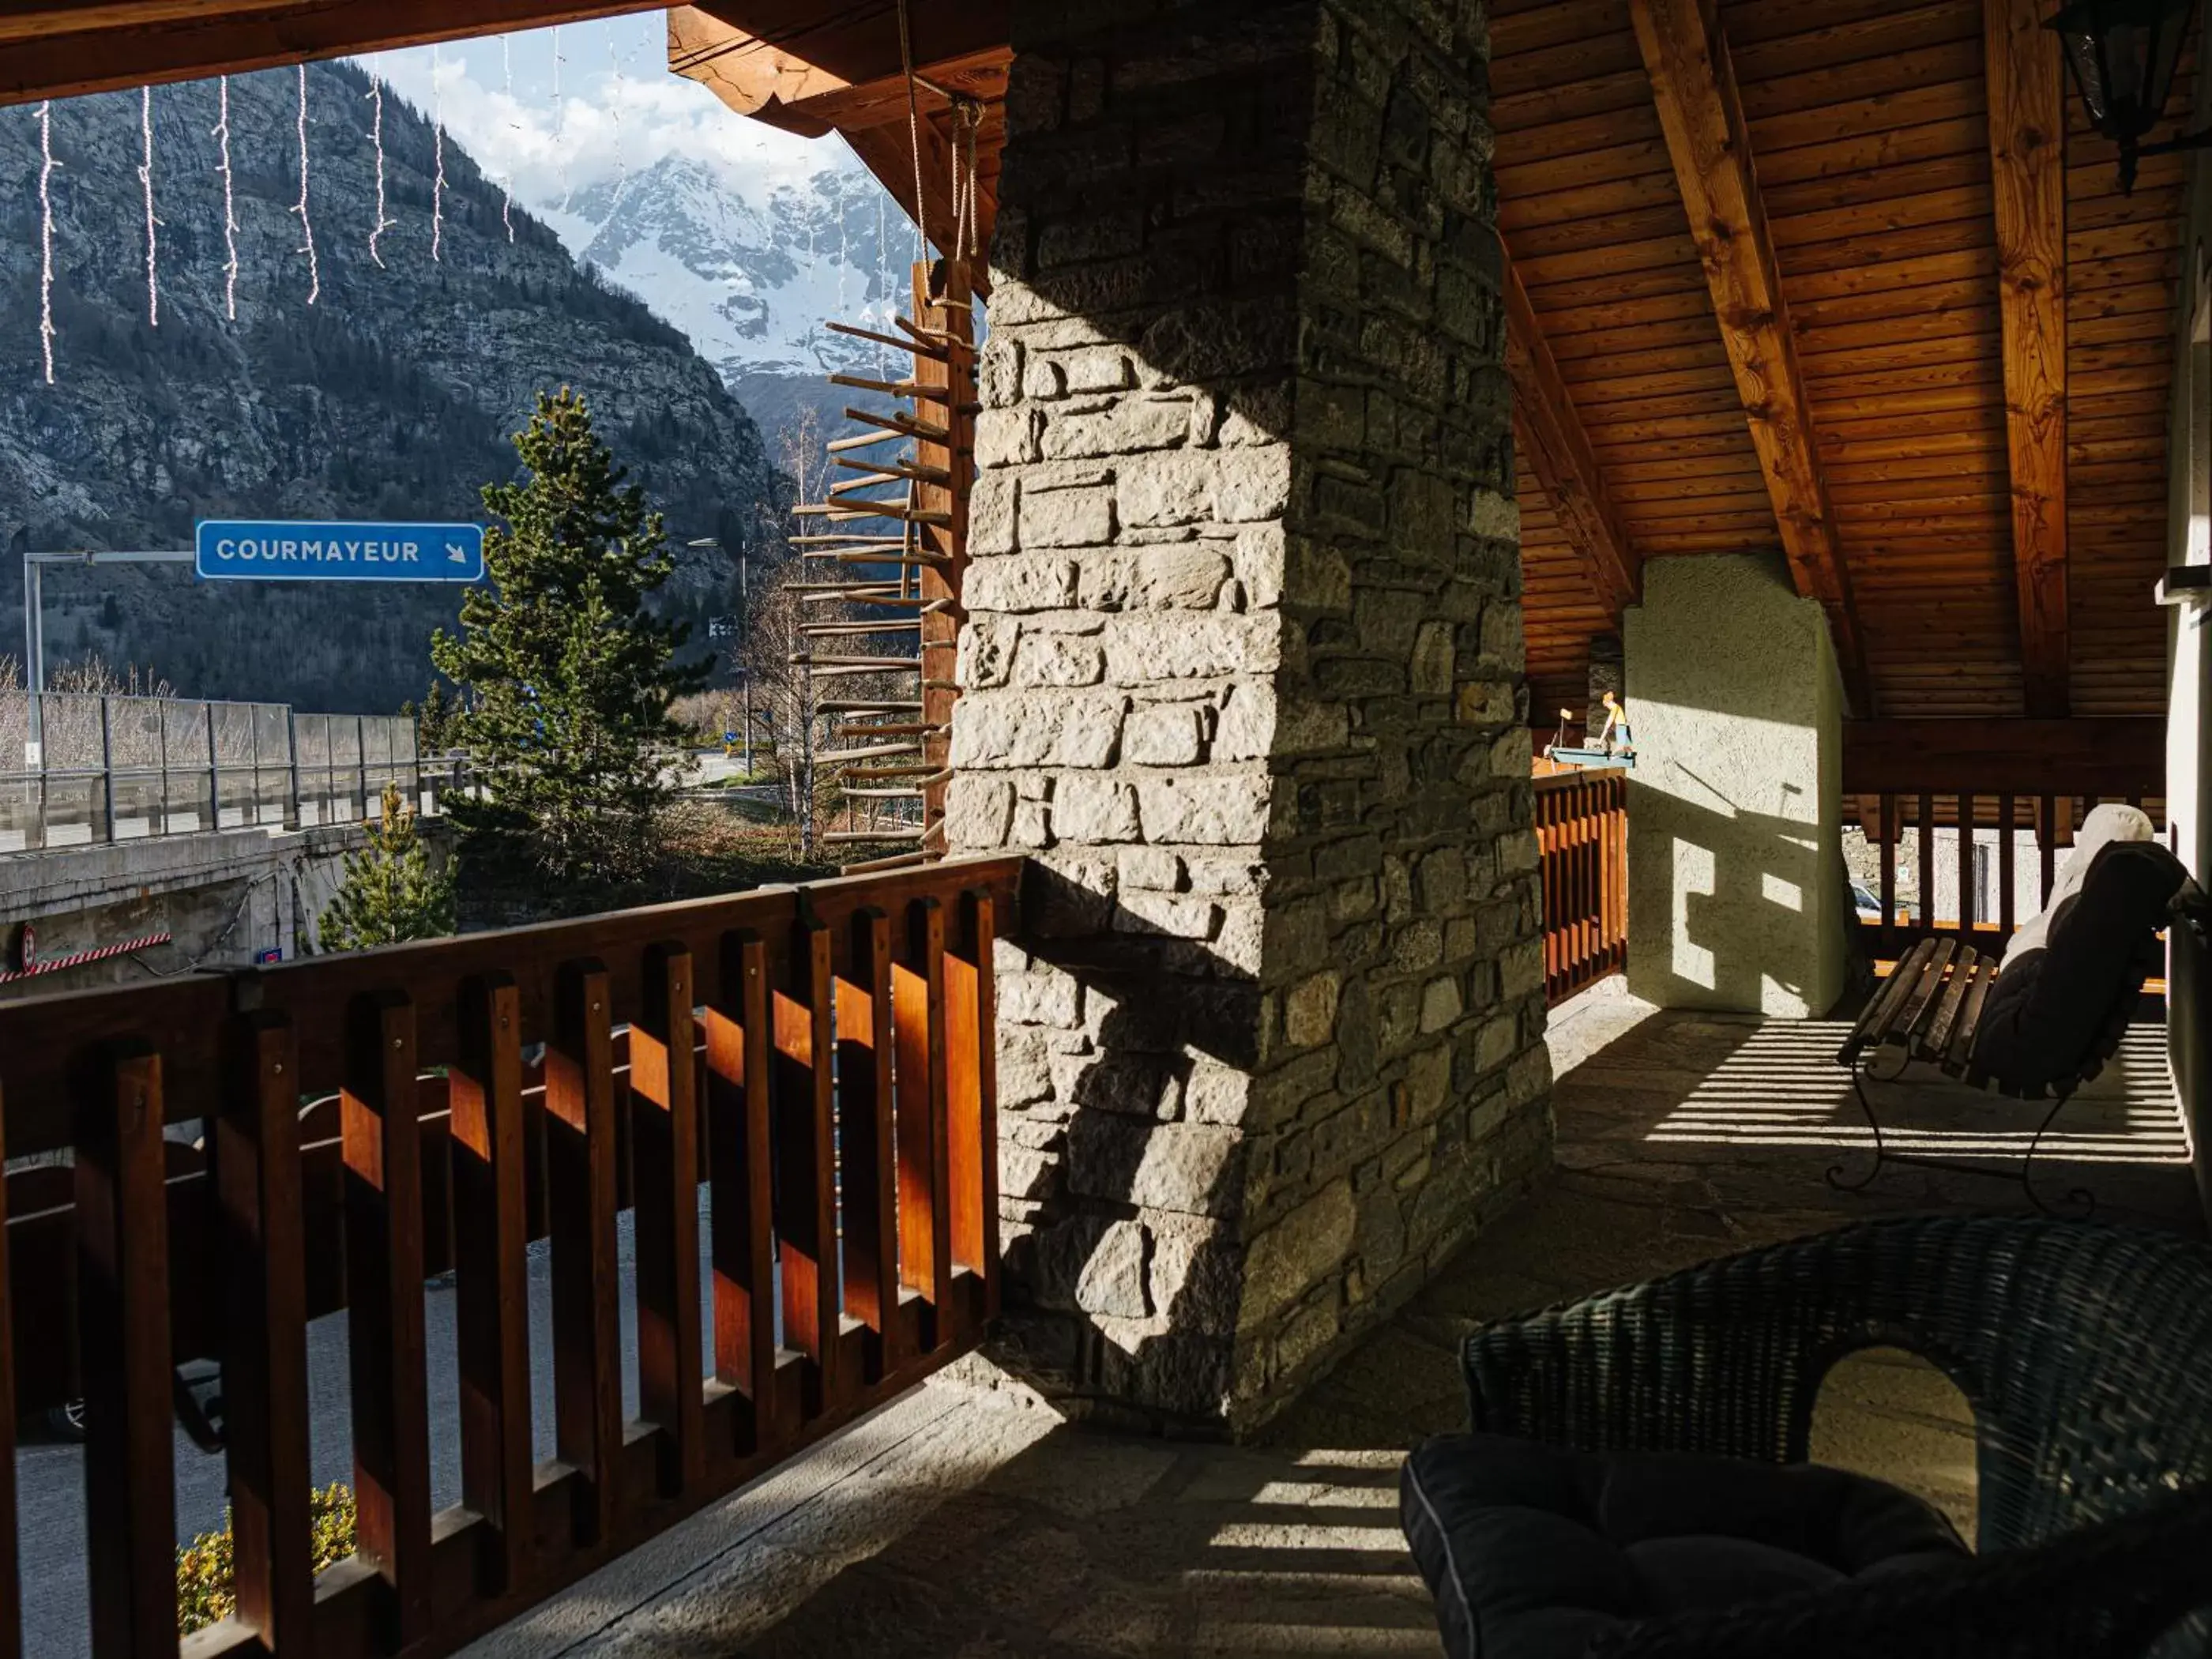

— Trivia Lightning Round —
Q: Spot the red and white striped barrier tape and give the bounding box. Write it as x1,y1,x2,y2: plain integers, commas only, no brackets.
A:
0,931,172,984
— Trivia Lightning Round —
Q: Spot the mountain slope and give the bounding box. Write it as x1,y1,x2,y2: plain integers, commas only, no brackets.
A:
0,62,783,713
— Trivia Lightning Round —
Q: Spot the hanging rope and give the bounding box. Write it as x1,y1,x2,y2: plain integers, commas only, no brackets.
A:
213,77,239,316
292,63,319,304
897,0,927,254
137,87,160,326
36,100,55,383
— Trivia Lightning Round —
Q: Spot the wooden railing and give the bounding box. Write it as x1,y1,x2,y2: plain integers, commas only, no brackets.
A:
1842,717,2165,960
1535,767,1628,1004
0,856,1019,1659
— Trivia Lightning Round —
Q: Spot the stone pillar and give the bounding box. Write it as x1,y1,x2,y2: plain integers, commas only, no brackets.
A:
1623,554,1848,1018
949,0,1549,1433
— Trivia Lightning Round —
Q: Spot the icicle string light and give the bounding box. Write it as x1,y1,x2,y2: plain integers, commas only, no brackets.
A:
608,39,626,201
500,37,516,243
366,64,394,269
213,77,238,318
36,100,55,384
292,62,319,304
431,44,446,262
137,86,159,326
554,25,570,210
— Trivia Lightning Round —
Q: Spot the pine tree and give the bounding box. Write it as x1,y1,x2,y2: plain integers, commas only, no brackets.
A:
432,389,705,887
321,782,457,951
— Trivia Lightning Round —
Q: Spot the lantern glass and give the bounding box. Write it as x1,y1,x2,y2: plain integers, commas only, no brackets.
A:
2048,0,2194,144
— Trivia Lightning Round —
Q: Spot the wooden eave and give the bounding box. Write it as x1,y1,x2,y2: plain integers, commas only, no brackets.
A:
0,2,669,106
669,2,1007,276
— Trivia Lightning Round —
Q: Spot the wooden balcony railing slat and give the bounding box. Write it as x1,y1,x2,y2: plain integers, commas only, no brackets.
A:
773,920,843,1413
1532,769,1627,1006
707,930,781,1452
946,891,995,1339
215,1011,314,1649
545,961,623,1545
452,972,535,1593
342,991,434,1648
77,1040,179,1659
0,1084,16,1659
632,944,705,1496
0,858,1022,1659
1999,792,2018,936
895,897,952,1352
834,908,900,1379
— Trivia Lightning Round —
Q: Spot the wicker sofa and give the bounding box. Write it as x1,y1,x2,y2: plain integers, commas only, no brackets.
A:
1401,1216,2212,1657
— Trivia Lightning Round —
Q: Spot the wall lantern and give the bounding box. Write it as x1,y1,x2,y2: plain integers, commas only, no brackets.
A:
2047,0,2210,193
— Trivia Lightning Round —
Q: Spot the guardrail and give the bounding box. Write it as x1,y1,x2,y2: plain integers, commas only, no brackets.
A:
1534,766,1628,1005
0,693,445,852
0,854,1016,1657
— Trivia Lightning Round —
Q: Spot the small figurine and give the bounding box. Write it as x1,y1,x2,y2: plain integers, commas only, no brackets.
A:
1595,689,1634,759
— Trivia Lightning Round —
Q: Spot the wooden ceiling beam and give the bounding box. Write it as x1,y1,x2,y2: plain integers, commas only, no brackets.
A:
1842,717,2161,796
1628,0,1873,714
1984,0,2071,718
1504,253,1641,619
0,2,665,108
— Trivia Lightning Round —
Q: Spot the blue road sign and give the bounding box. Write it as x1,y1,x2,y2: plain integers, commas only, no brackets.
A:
196,519,485,582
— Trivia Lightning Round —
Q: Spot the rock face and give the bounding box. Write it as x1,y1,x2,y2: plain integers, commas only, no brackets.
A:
957,0,1552,1433
0,62,781,711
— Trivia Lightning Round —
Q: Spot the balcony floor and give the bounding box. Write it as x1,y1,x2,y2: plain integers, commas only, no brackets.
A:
474,982,2202,1659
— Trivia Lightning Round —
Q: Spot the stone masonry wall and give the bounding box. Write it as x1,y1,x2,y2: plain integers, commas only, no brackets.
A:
950,0,1552,1432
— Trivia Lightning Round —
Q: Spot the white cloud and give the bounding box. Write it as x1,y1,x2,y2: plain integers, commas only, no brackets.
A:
357,16,858,212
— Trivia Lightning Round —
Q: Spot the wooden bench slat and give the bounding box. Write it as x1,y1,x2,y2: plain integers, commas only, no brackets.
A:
1892,937,1958,1051
1839,936,1936,1063
1923,943,1984,1059
1944,954,2000,1074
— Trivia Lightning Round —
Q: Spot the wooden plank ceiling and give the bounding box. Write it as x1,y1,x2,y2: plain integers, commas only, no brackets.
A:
1495,0,2194,724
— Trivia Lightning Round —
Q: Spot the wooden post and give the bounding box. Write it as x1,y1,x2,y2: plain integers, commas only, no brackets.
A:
914,258,974,851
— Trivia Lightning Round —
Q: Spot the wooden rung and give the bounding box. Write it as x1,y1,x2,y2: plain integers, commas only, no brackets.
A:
820,699,924,713
821,741,924,763
835,456,952,487
896,314,968,349
842,786,929,799
801,551,949,566
823,827,928,843
833,721,943,738
826,318,951,359
800,621,925,636
789,532,922,546
840,847,937,875
789,654,923,671
829,372,955,402
826,428,909,454
844,406,951,443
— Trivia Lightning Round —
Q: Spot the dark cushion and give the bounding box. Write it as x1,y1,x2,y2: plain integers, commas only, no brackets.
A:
1400,1433,1969,1659
1971,840,2186,1092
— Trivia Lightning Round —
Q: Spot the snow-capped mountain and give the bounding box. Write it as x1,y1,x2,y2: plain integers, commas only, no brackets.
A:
536,153,916,389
